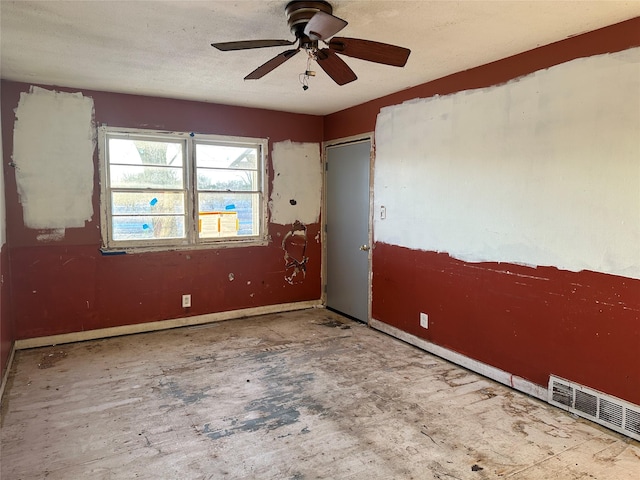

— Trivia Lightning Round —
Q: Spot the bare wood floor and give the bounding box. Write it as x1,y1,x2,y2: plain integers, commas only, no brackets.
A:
1,309,638,479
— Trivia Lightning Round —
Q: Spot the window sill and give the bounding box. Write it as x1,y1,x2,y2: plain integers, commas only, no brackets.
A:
100,238,270,255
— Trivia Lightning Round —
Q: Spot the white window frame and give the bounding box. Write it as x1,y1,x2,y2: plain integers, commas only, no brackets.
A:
98,126,268,252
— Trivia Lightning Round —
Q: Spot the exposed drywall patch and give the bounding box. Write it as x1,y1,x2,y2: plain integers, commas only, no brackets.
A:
13,86,95,235
270,141,321,225
283,220,308,285
374,47,640,280
35,229,65,242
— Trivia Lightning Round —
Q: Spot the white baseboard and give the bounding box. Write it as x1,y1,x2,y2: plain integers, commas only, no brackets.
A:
1,342,16,404
369,318,547,401
15,300,323,350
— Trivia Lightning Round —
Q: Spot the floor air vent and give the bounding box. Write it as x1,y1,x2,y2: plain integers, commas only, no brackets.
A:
548,375,640,441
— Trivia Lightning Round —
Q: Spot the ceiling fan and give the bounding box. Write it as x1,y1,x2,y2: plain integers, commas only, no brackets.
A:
211,0,411,86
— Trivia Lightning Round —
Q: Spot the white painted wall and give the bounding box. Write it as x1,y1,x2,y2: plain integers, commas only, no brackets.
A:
13,87,95,239
374,47,640,280
270,141,322,225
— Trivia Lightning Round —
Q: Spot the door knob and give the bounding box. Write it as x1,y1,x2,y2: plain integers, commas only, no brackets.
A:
359,244,370,251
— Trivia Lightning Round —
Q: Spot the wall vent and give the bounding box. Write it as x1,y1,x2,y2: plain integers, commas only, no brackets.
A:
548,375,640,441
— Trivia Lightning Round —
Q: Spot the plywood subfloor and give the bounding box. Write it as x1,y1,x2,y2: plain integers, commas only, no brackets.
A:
1,309,639,479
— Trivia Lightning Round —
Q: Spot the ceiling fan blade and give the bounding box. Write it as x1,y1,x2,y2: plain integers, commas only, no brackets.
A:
316,49,357,86
329,37,411,67
304,11,347,41
212,39,295,51
244,49,300,80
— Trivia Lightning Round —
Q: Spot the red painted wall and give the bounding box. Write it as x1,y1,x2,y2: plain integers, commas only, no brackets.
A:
0,244,13,382
373,245,640,404
1,81,323,340
327,18,640,405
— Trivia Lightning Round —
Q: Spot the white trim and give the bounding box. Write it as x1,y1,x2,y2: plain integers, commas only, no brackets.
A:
15,301,323,350
370,318,547,401
0,342,16,404
98,125,269,252
323,132,374,149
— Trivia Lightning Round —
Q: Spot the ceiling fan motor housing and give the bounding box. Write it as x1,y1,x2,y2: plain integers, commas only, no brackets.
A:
286,0,333,37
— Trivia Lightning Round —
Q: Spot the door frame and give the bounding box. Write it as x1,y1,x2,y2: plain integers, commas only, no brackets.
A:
322,132,374,324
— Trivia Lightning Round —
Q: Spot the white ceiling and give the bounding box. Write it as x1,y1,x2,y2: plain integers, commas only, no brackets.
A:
1,1,639,115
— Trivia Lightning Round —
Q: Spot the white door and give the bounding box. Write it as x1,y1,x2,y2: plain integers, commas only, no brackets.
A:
325,140,371,322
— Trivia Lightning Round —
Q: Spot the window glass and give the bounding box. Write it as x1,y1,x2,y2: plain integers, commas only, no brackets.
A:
196,144,257,169
109,138,183,166
111,215,185,241
110,165,184,189
198,192,260,237
197,169,257,192
111,192,185,215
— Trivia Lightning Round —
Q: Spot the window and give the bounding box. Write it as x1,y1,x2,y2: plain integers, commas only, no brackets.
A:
99,127,267,251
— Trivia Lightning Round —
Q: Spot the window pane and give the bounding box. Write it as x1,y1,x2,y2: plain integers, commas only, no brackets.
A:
110,165,183,189
112,215,185,241
109,138,183,166
198,192,259,237
196,144,257,169
112,192,185,215
197,168,257,191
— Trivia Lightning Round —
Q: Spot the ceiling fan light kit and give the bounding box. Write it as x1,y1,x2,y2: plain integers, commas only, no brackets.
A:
211,0,411,88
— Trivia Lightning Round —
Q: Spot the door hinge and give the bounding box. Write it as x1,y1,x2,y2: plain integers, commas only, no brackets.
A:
325,162,328,171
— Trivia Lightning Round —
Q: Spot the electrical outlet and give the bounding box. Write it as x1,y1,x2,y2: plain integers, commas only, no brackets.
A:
182,294,191,308
420,312,428,329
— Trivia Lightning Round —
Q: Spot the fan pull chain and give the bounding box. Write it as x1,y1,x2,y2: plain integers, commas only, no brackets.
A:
299,52,316,90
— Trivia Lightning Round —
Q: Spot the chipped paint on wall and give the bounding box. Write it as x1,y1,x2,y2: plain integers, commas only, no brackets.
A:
374,47,640,280
283,220,308,285
35,229,65,242
13,86,95,235
270,141,322,225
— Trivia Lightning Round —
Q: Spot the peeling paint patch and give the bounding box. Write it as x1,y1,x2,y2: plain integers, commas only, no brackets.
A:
35,228,65,242
270,141,322,225
13,86,95,233
283,221,308,284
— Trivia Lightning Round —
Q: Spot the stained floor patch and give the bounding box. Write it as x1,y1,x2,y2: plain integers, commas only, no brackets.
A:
316,319,350,329
201,354,318,440
37,350,68,369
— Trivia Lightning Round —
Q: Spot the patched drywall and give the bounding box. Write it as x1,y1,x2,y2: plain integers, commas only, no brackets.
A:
374,47,640,280
282,220,308,285
270,141,322,225
13,86,95,235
